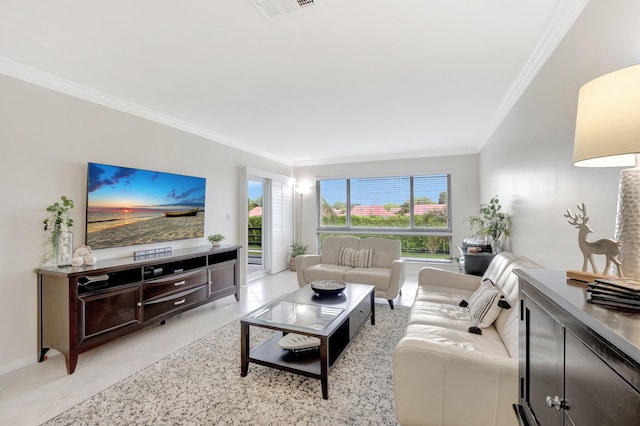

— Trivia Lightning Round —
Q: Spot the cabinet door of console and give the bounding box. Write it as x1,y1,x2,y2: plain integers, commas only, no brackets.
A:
522,294,564,426
78,283,142,345
564,329,640,425
208,259,237,298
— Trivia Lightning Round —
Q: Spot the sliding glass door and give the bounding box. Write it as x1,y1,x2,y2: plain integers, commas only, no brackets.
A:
248,177,267,278
244,168,294,280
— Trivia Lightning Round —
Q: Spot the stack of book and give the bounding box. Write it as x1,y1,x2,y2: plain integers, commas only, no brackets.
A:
586,278,640,312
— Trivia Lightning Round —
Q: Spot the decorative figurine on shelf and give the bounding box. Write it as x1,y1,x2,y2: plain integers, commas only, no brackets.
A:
72,245,97,266
564,203,623,277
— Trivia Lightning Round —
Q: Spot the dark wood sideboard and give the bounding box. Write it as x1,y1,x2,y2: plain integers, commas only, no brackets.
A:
36,245,241,374
515,269,640,425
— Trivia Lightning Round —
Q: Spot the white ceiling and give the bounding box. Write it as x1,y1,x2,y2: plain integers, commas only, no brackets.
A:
0,0,587,166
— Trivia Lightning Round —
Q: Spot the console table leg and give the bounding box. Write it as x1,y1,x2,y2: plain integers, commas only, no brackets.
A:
66,353,78,375
240,322,249,376
38,347,49,362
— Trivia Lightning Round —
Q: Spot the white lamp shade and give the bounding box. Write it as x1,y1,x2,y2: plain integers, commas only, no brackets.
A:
573,64,640,167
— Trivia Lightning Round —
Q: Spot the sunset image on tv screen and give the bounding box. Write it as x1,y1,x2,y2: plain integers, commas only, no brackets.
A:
86,162,206,249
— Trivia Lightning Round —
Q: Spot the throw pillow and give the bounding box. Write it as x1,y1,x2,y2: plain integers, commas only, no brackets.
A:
337,247,357,267
460,280,511,335
354,248,376,268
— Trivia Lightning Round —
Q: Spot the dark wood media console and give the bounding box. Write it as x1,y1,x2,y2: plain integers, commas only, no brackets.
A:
36,245,241,374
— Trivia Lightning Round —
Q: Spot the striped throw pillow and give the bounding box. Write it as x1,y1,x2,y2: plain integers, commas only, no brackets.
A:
337,247,357,266
337,247,376,268
354,248,376,268
466,281,511,334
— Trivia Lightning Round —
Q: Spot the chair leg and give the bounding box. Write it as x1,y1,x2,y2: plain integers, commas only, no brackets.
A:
399,289,402,296
388,299,394,310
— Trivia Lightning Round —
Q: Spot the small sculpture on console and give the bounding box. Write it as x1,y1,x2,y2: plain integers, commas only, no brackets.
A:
564,203,623,277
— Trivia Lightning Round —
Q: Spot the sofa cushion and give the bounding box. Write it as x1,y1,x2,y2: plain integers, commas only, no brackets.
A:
358,237,400,268
408,300,473,332
303,264,352,283
320,236,360,264
344,267,392,289
415,284,475,306
404,323,510,359
493,258,539,358
495,306,519,359
481,252,517,289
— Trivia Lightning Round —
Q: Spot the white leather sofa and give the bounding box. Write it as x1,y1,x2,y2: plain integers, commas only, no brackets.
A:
295,236,406,308
393,252,539,426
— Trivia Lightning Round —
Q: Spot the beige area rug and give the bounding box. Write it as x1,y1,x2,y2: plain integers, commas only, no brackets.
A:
43,304,410,425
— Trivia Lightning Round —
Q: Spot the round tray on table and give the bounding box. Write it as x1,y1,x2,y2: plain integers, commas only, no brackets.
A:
310,280,346,296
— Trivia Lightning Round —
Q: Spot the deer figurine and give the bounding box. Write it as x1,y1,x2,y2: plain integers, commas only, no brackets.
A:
564,203,623,277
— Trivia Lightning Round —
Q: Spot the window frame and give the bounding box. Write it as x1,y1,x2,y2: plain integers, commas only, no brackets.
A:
316,174,452,260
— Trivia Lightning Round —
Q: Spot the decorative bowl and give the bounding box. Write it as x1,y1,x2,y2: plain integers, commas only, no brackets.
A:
310,280,346,296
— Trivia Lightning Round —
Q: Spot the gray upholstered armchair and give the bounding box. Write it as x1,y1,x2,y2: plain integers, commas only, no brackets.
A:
295,236,406,308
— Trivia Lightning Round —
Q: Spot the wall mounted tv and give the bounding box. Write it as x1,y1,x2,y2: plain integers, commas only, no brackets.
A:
86,162,206,250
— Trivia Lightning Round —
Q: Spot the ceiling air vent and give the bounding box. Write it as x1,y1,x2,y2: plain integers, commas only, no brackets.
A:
252,0,320,20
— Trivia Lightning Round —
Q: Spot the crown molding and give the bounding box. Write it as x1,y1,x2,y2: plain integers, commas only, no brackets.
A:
292,146,478,168
0,57,293,167
484,0,590,143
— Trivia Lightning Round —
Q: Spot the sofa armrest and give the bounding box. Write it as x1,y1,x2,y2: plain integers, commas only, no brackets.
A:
418,267,482,292
295,254,322,287
386,259,406,299
393,337,517,426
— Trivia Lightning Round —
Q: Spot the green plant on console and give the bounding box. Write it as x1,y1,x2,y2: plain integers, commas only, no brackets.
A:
208,234,225,244
42,196,74,265
467,195,511,241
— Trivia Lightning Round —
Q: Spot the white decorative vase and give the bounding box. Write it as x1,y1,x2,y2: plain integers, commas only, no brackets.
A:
56,230,73,267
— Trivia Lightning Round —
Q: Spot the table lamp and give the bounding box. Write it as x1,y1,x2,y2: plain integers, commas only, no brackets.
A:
573,64,640,279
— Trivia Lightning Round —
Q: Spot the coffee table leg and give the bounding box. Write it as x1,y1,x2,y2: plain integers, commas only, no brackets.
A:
320,336,329,399
370,291,376,325
240,322,249,376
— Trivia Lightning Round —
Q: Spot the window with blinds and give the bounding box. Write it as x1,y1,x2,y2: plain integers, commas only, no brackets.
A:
317,174,451,260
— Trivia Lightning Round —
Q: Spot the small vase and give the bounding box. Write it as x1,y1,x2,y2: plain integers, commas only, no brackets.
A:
491,237,502,254
56,231,73,267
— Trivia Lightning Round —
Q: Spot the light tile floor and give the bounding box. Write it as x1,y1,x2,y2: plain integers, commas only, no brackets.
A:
0,269,417,426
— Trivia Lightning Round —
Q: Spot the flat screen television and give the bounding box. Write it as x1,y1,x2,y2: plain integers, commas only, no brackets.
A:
86,162,206,250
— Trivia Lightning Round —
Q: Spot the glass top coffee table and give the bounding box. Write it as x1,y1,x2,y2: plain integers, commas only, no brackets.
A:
240,282,375,399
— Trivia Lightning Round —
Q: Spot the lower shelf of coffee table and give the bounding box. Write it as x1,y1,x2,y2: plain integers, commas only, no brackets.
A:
249,332,324,378
249,317,354,376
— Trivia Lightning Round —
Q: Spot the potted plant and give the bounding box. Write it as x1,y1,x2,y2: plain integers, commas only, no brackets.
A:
289,241,308,271
467,195,511,253
208,234,225,248
42,196,74,267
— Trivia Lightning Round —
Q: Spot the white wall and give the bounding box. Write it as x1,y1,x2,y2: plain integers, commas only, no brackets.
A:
293,154,479,261
479,0,640,270
0,74,290,373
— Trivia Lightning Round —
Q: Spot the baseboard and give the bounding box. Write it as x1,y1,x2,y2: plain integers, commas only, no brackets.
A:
0,349,60,376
